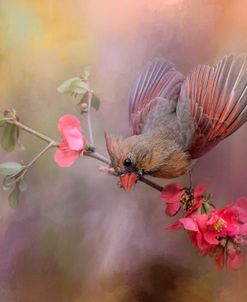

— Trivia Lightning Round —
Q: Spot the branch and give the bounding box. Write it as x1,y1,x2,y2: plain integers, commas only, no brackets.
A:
84,151,110,165
86,90,95,147
7,120,59,146
26,142,54,169
7,143,55,187
140,177,163,192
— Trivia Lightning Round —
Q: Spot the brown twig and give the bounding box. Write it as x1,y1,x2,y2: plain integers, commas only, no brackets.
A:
87,90,95,147
26,142,54,168
7,119,59,146
140,177,163,192
84,151,111,165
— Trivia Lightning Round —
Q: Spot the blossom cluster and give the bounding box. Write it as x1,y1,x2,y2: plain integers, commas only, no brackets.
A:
161,183,247,271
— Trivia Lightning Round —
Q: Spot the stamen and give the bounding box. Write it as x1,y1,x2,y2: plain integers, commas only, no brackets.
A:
214,218,227,232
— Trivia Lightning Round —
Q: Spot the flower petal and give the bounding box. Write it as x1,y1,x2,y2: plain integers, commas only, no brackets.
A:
194,214,209,229
165,201,181,216
213,246,225,271
239,224,247,236
203,231,219,245
54,148,79,167
194,184,207,198
161,183,184,203
57,115,82,136
63,126,85,150
179,217,199,232
227,249,243,271
235,197,247,223
166,220,182,231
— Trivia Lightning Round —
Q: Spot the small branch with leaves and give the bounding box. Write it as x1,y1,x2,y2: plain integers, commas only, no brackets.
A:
0,72,162,207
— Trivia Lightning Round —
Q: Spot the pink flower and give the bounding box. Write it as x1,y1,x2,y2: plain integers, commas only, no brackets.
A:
161,183,208,217
235,198,247,223
226,245,244,272
209,206,240,237
167,194,247,271
185,184,207,216
168,215,215,255
161,183,185,216
206,199,247,240
212,245,225,271
54,115,86,167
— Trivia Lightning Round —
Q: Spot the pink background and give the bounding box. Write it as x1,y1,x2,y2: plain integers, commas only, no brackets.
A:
0,0,247,301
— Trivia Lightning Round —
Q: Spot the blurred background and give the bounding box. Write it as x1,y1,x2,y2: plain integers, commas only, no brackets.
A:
0,0,247,301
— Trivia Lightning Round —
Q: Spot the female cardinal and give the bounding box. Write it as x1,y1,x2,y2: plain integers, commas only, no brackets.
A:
105,54,247,190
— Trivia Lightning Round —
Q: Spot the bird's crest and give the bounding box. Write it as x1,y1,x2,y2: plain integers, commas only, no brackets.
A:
104,132,123,168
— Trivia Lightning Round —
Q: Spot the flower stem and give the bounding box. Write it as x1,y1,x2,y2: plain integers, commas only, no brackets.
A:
87,90,95,147
85,151,111,165
7,120,59,146
17,143,54,181
26,142,54,169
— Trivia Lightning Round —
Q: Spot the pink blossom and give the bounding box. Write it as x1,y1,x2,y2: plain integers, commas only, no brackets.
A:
161,183,185,216
226,245,244,272
166,189,247,271
194,184,208,199
207,200,247,239
212,245,225,271
235,198,247,221
54,115,86,167
168,215,214,255
185,184,207,216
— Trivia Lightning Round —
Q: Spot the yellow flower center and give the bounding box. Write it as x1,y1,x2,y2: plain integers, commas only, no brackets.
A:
214,218,227,232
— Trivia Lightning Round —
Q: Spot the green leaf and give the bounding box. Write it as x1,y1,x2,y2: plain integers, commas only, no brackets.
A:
0,116,7,127
0,162,23,175
57,77,89,95
77,92,101,113
91,94,101,111
8,185,20,208
18,179,27,192
1,124,17,152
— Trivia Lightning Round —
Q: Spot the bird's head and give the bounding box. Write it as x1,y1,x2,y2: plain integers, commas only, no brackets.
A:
105,132,190,190
104,132,149,191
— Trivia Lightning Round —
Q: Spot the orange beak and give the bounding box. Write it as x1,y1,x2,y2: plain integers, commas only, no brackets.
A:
120,172,138,191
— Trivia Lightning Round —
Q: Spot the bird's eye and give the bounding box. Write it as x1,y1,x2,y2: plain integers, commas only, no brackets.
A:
123,158,132,167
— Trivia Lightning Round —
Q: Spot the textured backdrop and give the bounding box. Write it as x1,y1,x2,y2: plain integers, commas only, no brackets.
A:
0,1,247,301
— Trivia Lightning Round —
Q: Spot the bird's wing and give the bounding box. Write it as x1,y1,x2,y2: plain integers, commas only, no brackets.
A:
129,58,185,135
178,54,247,158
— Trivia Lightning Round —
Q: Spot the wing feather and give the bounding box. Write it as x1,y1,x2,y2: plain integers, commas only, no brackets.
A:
129,58,185,134
179,54,247,158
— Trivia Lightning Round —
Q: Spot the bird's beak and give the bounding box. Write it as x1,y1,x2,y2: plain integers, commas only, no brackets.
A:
120,172,138,191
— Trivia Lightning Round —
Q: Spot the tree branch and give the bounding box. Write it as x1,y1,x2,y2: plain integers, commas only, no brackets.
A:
7,120,59,146
26,142,54,169
84,151,111,165
87,90,95,147
140,177,163,192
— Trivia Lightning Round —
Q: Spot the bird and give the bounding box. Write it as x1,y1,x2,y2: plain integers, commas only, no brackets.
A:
105,54,247,191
